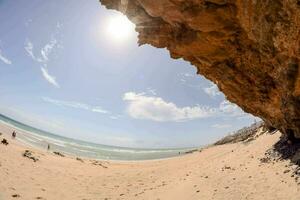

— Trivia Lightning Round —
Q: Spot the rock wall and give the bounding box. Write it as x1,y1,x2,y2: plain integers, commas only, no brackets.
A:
99,0,300,138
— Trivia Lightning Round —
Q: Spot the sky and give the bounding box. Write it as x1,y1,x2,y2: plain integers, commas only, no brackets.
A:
0,0,259,148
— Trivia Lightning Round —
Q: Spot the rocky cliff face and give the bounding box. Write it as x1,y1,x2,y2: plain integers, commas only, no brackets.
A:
99,0,300,138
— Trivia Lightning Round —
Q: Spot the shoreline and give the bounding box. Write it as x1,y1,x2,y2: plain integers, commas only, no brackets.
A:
0,121,197,163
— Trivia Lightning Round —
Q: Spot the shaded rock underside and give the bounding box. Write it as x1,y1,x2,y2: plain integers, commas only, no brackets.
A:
99,0,300,138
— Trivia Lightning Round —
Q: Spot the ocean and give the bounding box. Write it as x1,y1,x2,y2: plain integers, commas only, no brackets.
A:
0,114,197,161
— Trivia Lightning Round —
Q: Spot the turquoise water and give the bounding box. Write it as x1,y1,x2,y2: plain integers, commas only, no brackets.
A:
0,114,196,160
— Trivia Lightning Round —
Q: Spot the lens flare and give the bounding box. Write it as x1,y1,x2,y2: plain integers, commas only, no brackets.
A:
106,14,135,41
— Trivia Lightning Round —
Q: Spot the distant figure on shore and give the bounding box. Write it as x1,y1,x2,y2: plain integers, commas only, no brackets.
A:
12,131,16,138
47,144,50,151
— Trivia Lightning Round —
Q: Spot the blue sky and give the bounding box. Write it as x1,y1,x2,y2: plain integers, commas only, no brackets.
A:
0,0,258,148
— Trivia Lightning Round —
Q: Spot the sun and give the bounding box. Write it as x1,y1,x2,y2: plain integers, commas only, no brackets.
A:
106,14,135,41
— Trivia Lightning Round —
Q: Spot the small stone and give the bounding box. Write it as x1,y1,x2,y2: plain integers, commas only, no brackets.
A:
12,194,20,198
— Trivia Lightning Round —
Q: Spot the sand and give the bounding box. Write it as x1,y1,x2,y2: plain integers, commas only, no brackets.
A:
0,122,299,200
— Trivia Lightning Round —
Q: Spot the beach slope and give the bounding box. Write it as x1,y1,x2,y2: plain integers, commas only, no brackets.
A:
0,124,299,200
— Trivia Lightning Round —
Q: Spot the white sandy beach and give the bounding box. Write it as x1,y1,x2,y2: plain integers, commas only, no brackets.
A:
0,122,299,200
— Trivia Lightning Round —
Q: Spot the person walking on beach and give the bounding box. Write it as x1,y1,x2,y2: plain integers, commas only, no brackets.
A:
12,131,16,138
47,144,50,151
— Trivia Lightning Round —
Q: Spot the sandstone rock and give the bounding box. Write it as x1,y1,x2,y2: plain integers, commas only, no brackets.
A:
100,0,300,138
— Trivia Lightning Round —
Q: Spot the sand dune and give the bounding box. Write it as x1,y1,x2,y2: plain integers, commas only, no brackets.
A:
0,123,299,200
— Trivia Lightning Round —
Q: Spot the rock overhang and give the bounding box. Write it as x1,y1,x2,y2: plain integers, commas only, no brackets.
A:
100,0,300,138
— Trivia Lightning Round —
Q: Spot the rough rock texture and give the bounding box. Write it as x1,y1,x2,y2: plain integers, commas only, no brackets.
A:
99,0,300,138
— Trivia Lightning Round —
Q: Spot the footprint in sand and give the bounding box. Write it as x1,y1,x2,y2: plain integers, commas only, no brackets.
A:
9,187,16,191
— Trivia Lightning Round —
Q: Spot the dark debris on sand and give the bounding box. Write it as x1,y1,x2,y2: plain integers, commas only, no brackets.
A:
1,138,9,145
184,149,201,154
12,194,21,198
23,150,39,162
76,157,84,162
260,135,300,182
91,160,108,168
53,151,65,157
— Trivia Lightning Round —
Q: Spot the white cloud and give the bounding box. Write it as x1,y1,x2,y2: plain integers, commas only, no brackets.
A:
25,39,57,63
204,83,222,97
123,92,216,122
122,91,255,122
179,73,204,90
0,49,12,65
25,40,41,62
40,38,57,62
147,87,157,95
24,40,33,57
183,73,194,77
41,67,60,88
179,73,193,84
219,100,245,117
42,97,109,114
25,35,62,88
211,123,232,129
92,107,109,114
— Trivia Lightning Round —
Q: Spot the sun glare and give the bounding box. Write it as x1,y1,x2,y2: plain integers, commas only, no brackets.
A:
106,14,135,41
